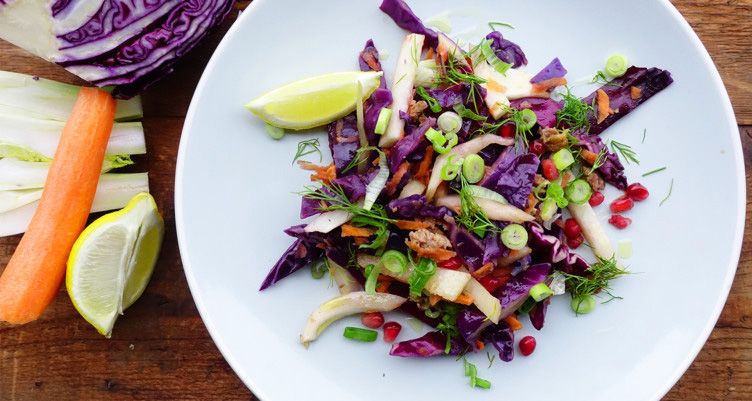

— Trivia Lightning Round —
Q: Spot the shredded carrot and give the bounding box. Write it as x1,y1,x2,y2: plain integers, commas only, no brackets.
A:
486,78,507,93
405,241,456,262
470,262,494,279
429,294,442,306
560,170,575,188
524,193,538,214
475,340,485,351
596,89,614,124
630,86,642,100
0,88,116,324
353,237,370,246
298,161,336,184
375,277,393,293
341,224,375,237
451,293,475,305
504,314,523,331
532,77,568,93
581,149,599,165
385,162,409,195
414,146,434,184
425,48,434,60
392,220,430,230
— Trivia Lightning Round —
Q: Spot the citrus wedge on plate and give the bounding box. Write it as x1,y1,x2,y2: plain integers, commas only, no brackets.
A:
66,192,164,338
244,70,383,130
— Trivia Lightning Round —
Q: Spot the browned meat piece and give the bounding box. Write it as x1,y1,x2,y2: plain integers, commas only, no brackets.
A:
539,127,568,152
405,226,455,261
583,167,606,191
408,100,428,123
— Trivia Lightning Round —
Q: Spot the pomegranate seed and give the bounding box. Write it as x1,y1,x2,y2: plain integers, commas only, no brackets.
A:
383,321,402,342
609,195,634,213
519,335,536,356
529,139,545,156
541,159,559,181
608,214,632,229
478,275,503,293
626,182,649,201
361,312,385,329
498,122,515,138
588,191,605,207
566,233,584,249
438,256,463,270
563,218,581,239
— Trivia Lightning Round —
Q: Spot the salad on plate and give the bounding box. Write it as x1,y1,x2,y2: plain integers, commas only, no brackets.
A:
245,0,673,385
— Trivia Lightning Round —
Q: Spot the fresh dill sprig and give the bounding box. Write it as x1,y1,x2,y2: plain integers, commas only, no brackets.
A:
560,255,629,305
486,352,496,368
660,179,674,206
610,140,639,165
293,138,322,165
488,21,514,30
297,181,394,224
590,71,622,87
642,166,666,177
642,128,647,143
454,174,501,237
589,147,609,173
555,88,594,133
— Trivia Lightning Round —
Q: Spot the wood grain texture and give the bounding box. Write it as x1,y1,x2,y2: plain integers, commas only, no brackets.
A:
0,1,749,400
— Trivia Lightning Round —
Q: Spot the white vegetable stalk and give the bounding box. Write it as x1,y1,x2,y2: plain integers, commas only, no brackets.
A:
0,173,149,237
0,156,132,191
435,195,534,224
0,71,142,121
462,277,501,324
300,291,406,347
379,33,425,148
0,114,146,159
363,152,389,210
567,202,624,269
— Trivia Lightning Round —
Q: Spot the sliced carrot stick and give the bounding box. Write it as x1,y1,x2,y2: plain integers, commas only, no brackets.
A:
385,162,409,195
596,89,614,124
0,87,116,324
451,293,475,305
414,146,434,184
392,219,430,230
503,314,523,330
581,149,599,165
475,340,485,351
630,86,642,100
341,224,375,237
532,77,568,94
470,262,493,279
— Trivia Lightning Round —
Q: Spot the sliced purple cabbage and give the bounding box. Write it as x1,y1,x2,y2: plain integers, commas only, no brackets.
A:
300,173,368,219
527,222,591,276
449,227,486,271
482,231,504,267
572,133,628,190
531,57,567,83
583,66,673,136
493,263,551,318
360,40,393,146
529,300,548,330
481,148,540,209
480,319,515,362
327,114,360,177
379,0,439,48
260,238,323,290
425,83,474,109
388,117,434,173
457,308,492,352
485,31,527,68
389,331,469,357
510,97,562,128
386,195,452,220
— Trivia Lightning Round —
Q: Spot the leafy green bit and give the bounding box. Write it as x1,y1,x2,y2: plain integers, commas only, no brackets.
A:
486,352,496,368
642,166,667,177
455,174,502,237
298,181,394,226
292,138,322,164
590,71,621,87
416,86,442,113
610,140,639,165
435,302,463,354
311,258,328,279
556,88,594,132
559,255,629,313
488,21,514,30
660,178,674,206
642,128,647,143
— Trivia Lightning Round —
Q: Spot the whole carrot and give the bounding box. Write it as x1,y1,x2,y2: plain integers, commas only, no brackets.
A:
0,87,116,324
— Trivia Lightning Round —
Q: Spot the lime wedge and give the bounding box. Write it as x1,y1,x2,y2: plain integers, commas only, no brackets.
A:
244,70,383,130
66,192,164,338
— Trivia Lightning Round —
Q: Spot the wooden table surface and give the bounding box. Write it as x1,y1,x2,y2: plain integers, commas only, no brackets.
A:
0,1,750,400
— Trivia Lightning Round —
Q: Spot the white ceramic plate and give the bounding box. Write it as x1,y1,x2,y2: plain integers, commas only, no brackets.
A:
175,1,744,400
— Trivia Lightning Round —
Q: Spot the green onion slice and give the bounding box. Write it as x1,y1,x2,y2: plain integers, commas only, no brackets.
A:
265,123,285,139
425,128,458,154
552,149,575,171
311,259,327,279
539,197,558,221
462,154,485,184
437,111,462,134
364,263,381,295
546,178,569,208
480,39,512,75
381,250,408,275
517,296,537,314
343,326,378,342
605,54,629,78
408,257,437,295
374,108,392,135
500,224,528,250
518,109,537,131
571,295,597,314
564,179,592,204
416,86,442,113
441,155,464,180
529,282,553,302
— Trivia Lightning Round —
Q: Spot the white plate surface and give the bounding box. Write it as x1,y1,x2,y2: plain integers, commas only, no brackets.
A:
175,1,745,400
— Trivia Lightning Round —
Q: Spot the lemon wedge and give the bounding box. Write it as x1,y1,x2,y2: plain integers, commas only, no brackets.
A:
66,192,164,338
244,70,383,130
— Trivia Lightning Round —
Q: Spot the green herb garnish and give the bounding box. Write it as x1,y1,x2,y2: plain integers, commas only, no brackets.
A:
660,178,674,206
488,21,514,30
642,166,667,177
610,140,639,165
556,87,595,133
293,138,322,164
560,255,628,313
454,175,501,237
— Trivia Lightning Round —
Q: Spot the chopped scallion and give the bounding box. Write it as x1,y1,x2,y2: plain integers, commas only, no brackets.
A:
500,224,528,250
441,155,464,180
416,86,442,113
642,166,666,177
564,179,592,204
571,294,597,314
529,282,553,302
265,123,285,139
517,296,537,314
462,154,485,184
408,257,437,296
552,148,575,171
437,111,462,134
480,39,512,75
364,263,381,295
343,326,378,342
518,109,537,131
374,107,392,135
311,258,327,279
539,197,558,221
605,54,629,78
381,250,408,275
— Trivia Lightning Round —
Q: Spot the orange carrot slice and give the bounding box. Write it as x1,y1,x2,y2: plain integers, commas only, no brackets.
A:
0,87,116,324
596,89,615,124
